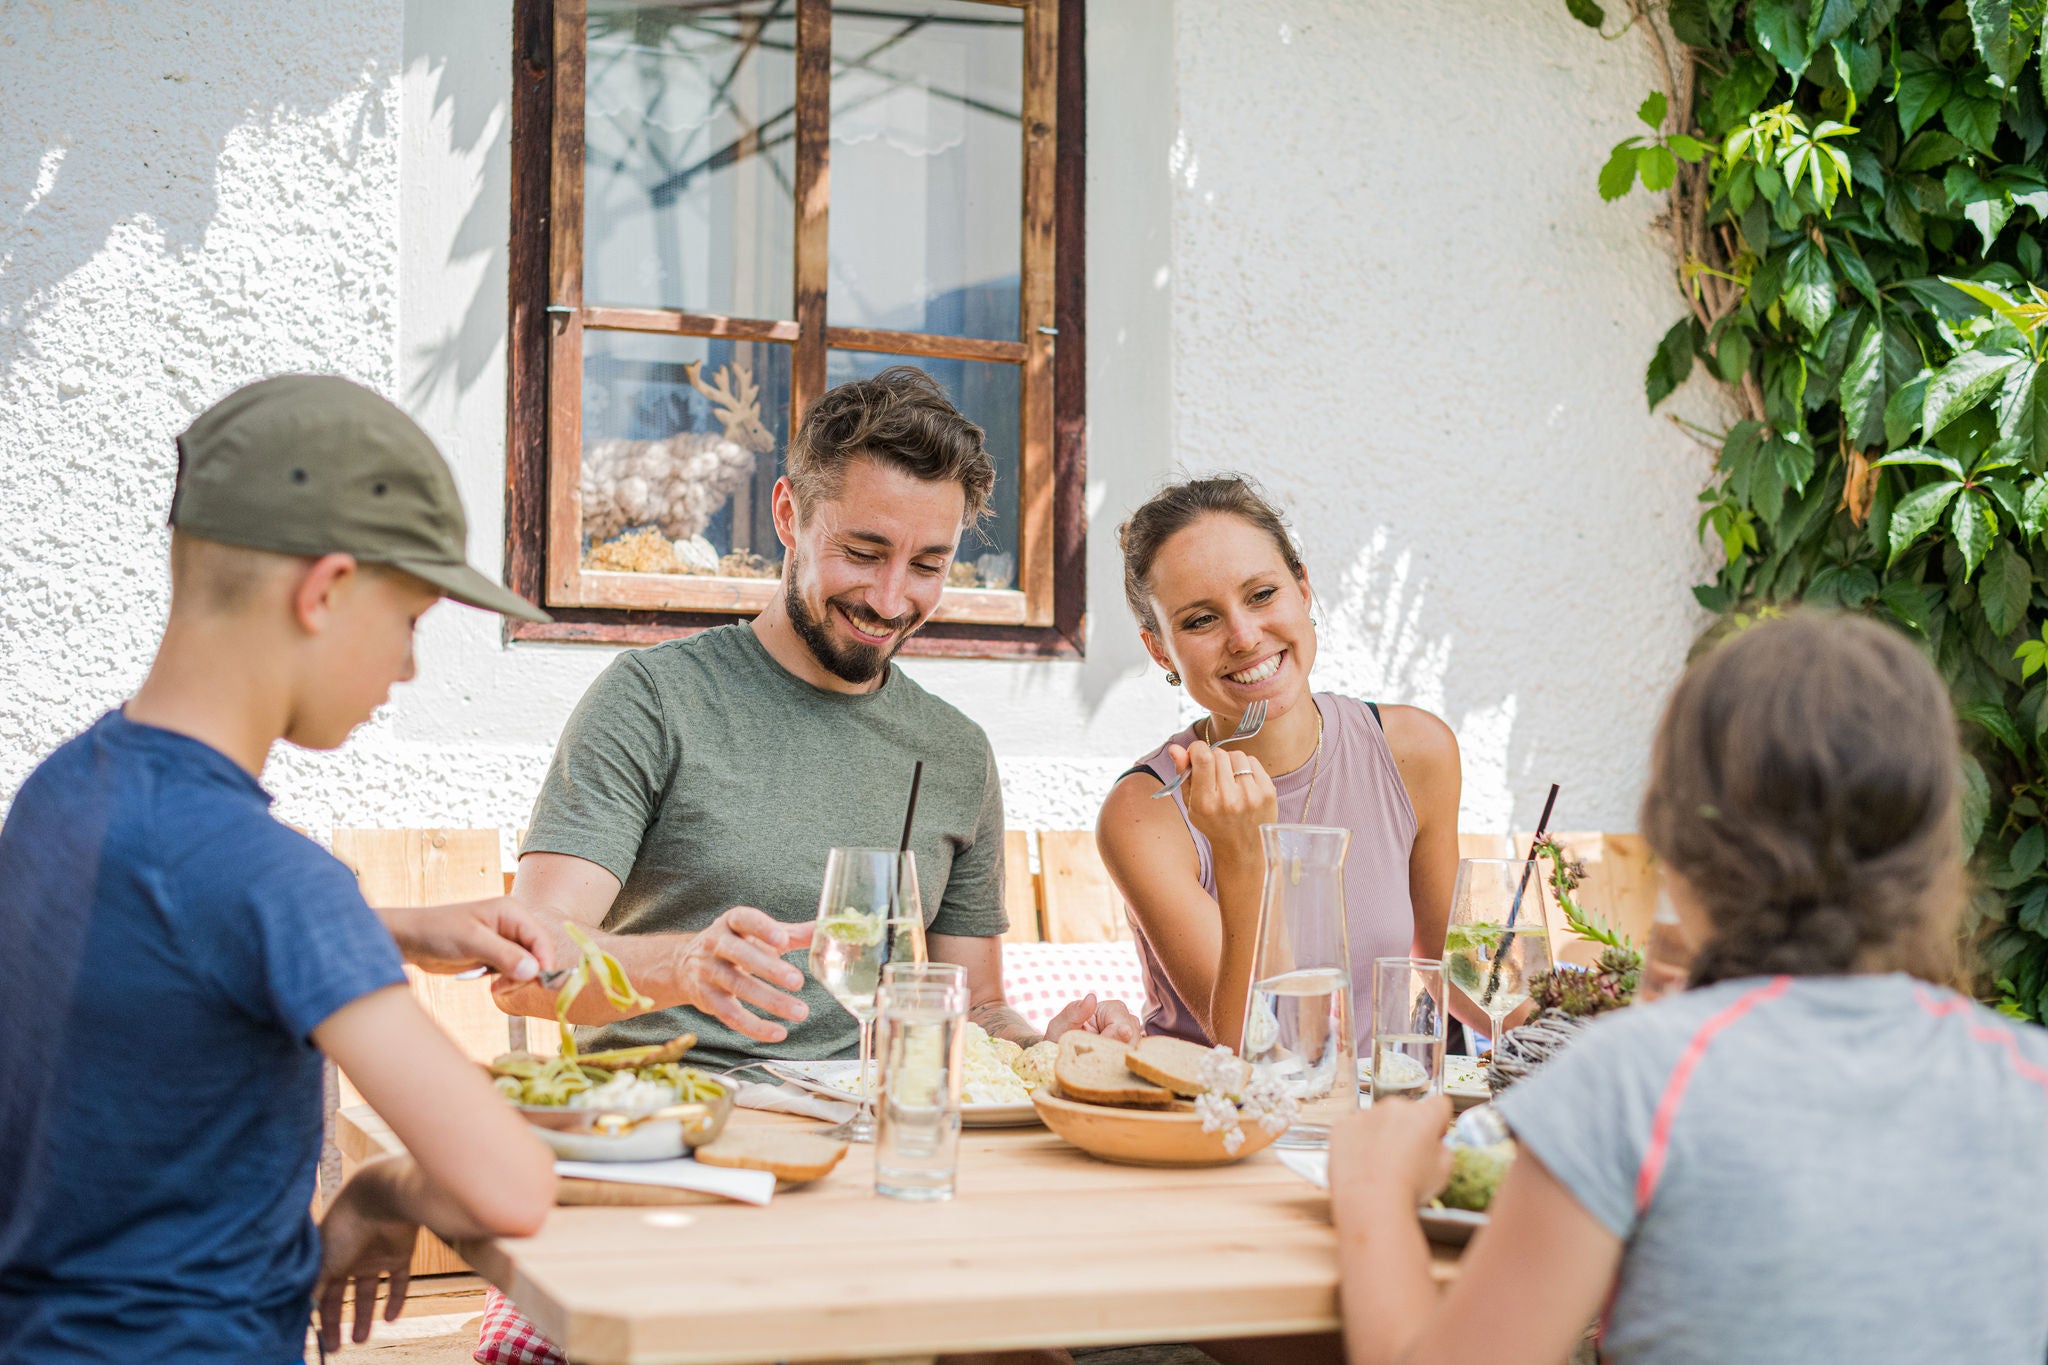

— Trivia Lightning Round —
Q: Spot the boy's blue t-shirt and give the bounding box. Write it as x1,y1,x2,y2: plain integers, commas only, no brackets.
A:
0,711,406,1364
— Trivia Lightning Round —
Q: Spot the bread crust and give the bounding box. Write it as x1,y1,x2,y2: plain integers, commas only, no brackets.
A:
1123,1035,1219,1097
1054,1034,1176,1108
694,1129,849,1182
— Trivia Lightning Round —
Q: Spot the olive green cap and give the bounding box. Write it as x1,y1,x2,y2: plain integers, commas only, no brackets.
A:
170,375,549,622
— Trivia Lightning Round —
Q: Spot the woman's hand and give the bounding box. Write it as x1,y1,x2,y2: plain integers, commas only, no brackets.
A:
1330,1093,1455,1213
1173,738,1278,875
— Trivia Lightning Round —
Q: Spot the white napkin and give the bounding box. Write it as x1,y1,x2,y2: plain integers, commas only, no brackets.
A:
554,1157,776,1205
1275,1148,1329,1189
733,1079,857,1122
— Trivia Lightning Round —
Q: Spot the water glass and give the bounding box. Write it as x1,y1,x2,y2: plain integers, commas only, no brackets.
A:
1244,823,1357,1150
809,848,927,1143
1369,957,1446,1103
874,976,967,1202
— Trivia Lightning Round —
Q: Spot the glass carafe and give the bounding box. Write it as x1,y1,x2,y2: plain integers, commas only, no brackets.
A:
1242,823,1357,1149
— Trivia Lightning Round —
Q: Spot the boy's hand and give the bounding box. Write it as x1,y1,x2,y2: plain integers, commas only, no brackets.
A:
1044,993,1143,1044
1330,1092,1454,1211
380,900,552,980
315,1162,419,1352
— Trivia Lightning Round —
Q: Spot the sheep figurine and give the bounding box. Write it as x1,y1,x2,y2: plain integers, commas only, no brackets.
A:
581,360,777,545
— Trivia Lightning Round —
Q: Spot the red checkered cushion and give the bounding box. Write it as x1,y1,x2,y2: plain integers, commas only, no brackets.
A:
474,1288,565,1365
1000,940,1148,1031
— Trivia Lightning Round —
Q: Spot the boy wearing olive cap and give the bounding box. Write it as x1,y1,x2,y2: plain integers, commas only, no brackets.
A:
0,375,558,1363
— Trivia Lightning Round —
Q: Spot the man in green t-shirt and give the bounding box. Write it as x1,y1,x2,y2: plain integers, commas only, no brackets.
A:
494,368,1135,1068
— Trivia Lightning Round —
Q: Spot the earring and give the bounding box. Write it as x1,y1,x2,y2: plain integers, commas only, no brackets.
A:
1165,671,1181,686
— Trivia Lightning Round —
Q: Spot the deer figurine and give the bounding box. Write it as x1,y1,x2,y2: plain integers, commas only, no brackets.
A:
581,360,778,544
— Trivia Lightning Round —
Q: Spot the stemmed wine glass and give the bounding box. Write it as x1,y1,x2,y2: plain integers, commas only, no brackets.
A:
1443,858,1554,1048
808,848,927,1142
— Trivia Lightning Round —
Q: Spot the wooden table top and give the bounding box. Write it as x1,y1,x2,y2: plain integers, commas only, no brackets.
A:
341,1104,1458,1365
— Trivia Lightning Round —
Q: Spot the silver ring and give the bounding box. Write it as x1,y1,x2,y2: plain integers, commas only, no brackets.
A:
1233,765,1255,778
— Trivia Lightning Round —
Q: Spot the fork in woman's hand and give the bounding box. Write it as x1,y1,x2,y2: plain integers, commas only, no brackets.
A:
1150,699,1268,800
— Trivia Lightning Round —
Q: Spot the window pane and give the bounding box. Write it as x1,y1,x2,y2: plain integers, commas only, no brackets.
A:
585,2,796,318
824,351,1019,589
581,331,791,578
828,2,1022,342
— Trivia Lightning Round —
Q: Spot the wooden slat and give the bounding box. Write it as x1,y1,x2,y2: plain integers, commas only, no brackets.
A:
790,0,830,428
823,325,1027,365
342,1103,1456,1365
1049,0,1087,654
1016,0,1059,627
329,829,514,1278
582,306,800,341
545,0,589,607
1001,829,1041,944
570,568,1030,623
1038,829,1124,943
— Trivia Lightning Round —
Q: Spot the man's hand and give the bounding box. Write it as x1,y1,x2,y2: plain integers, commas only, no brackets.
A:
1042,992,1142,1044
314,1161,419,1354
378,900,552,981
670,907,816,1042
1329,1092,1454,1212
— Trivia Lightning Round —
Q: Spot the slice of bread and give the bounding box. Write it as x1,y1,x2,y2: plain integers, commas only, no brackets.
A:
694,1129,848,1183
1125,1035,1226,1097
1054,1034,1176,1108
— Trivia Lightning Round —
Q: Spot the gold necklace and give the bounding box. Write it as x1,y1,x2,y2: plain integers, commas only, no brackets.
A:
1206,703,1325,821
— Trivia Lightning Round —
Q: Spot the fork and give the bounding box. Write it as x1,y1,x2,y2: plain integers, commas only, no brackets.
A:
1150,699,1268,800
454,963,571,988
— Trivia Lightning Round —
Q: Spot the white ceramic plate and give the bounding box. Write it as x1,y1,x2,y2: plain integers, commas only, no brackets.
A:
1274,1150,1489,1245
769,1059,1042,1127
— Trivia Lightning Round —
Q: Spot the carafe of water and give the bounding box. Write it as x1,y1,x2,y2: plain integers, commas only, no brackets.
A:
1243,823,1357,1149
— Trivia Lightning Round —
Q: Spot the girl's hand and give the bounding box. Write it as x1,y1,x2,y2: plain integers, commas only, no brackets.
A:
1330,1093,1454,1212
1172,738,1277,869
314,1161,419,1352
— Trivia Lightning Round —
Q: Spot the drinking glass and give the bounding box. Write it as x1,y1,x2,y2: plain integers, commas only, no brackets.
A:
1243,823,1357,1150
1444,858,1554,1047
874,975,968,1201
1369,957,1445,1103
809,849,928,1142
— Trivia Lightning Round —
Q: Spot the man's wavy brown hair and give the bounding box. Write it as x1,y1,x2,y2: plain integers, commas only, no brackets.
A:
1642,611,1967,988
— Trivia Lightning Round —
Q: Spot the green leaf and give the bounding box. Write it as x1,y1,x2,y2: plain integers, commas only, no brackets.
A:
1782,239,1837,336
1638,91,1668,129
1808,0,1859,45
1983,541,2035,635
1889,479,1965,564
1842,319,1889,441
1638,144,1678,192
1669,0,1720,45
1832,37,1883,108
2013,823,2047,878
1719,419,1767,503
1953,489,1999,576
1962,698,2027,757
1772,433,1818,494
1925,350,2023,434
1887,372,1932,446
1896,59,1957,139
2023,478,2048,536
1752,0,1817,79
1899,131,1968,172
1599,143,1640,201
1565,0,1606,26
1647,317,1698,410
1945,92,2004,155
1997,362,2048,470
1967,0,2038,85
1714,323,1755,383
1875,446,1967,478
1832,237,1879,308
1669,134,1710,162
1881,578,1936,631
1962,754,1992,847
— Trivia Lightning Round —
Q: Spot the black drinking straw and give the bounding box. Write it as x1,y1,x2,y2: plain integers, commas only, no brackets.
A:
898,760,924,854
1484,782,1560,1009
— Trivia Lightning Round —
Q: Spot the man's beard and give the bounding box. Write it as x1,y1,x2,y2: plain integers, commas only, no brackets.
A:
784,547,921,685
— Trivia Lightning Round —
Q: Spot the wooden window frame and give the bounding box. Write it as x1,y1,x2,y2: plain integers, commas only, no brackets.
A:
505,0,1086,658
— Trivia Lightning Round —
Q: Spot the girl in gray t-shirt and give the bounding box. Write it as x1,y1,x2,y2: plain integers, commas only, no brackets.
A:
1328,613,2048,1365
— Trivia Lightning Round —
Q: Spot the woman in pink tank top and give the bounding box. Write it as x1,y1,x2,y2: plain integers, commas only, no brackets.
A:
1096,476,1469,1053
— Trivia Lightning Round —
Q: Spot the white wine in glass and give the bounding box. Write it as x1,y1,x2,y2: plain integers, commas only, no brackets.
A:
809,849,925,1142
1445,858,1554,1043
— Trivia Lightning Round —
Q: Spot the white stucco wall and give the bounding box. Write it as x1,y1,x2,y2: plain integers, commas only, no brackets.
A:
1,0,1715,842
